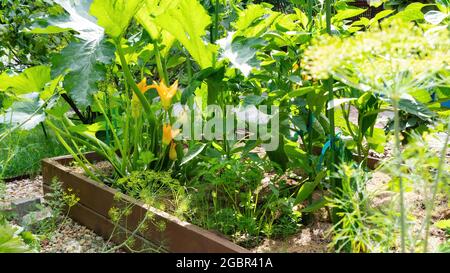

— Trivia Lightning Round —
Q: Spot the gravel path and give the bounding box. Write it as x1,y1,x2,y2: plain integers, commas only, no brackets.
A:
40,218,119,253
1,176,121,253
1,176,42,207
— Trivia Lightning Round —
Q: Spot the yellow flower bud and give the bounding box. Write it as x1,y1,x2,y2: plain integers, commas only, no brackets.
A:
169,142,177,161
162,124,180,146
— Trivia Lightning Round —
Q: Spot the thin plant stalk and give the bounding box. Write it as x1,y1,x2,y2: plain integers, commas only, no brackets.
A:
324,0,338,223
392,98,406,252
325,0,335,173
210,0,220,68
105,211,154,253
423,118,450,252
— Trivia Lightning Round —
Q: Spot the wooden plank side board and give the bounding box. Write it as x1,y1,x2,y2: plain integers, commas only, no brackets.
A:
41,156,249,253
43,184,162,253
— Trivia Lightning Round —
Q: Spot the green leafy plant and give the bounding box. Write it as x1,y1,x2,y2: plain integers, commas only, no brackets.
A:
0,223,37,253
382,126,450,252
188,156,301,246
327,163,394,252
0,0,71,71
435,219,450,252
35,177,79,236
114,170,190,219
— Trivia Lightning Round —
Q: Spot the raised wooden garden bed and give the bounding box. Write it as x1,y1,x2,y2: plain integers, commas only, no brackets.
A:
41,152,382,253
41,153,249,253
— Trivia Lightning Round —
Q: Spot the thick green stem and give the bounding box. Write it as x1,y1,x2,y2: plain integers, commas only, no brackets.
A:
116,41,152,118
393,98,406,252
59,116,125,177
325,0,332,34
307,0,313,30
229,0,240,13
186,52,193,81
153,41,169,85
213,0,220,43
93,96,124,160
123,102,131,172
46,120,101,183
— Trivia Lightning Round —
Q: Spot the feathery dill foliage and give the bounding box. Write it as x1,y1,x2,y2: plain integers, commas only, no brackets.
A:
302,20,450,99
327,164,394,253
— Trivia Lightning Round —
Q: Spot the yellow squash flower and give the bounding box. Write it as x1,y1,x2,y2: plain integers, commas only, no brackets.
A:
132,78,152,118
169,142,177,161
150,80,178,110
137,78,152,93
162,124,180,146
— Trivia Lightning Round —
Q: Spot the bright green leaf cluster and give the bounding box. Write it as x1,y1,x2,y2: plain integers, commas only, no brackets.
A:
89,0,143,39
0,66,50,95
153,0,217,69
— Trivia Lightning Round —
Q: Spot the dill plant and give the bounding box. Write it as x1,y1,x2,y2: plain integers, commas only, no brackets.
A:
327,163,394,253
381,127,450,252
37,177,80,235
303,20,450,252
104,170,190,252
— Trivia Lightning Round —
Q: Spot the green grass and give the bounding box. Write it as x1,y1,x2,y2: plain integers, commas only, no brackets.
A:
0,126,67,179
